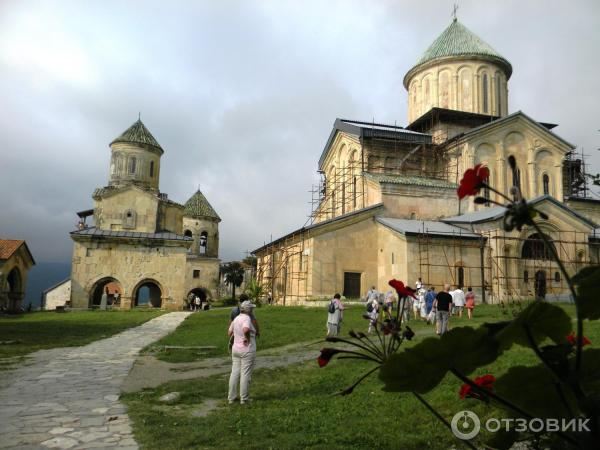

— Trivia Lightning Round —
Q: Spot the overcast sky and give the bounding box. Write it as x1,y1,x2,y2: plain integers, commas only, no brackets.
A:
1,0,599,264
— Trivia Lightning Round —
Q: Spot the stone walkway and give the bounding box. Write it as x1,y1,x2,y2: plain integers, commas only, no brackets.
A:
0,312,191,450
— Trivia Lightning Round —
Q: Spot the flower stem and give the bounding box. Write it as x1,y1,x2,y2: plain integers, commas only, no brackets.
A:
529,220,582,372
413,392,478,450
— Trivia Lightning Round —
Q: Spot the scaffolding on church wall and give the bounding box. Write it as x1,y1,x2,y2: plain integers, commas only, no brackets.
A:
415,225,600,303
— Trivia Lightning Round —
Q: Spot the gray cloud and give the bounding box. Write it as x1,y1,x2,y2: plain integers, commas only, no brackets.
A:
1,0,599,263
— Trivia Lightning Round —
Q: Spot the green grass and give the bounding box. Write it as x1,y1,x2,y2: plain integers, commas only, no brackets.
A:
123,303,596,449
146,303,517,363
0,310,164,361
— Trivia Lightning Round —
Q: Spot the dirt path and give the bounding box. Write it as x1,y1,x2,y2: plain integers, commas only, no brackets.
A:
121,341,321,393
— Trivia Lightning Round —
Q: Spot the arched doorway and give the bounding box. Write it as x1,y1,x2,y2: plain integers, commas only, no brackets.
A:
5,268,23,311
134,280,162,307
90,277,123,308
534,271,547,300
187,287,209,310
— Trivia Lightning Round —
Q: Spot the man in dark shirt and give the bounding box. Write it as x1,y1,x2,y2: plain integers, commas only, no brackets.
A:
433,284,453,335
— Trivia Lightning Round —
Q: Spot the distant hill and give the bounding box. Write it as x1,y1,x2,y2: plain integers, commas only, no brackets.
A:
24,262,71,309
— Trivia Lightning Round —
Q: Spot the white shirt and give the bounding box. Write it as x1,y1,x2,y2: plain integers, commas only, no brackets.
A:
452,289,466,307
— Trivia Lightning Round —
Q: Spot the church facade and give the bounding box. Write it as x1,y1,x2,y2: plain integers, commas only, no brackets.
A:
69,120,220,310
254,19,600,304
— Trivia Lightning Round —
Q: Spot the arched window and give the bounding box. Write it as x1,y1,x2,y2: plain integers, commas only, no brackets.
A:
554,271,560,282
524,270,529,283
129,157,137,174
150,161,155,177
184,229,192,238
456,266,464,288
482,74,489,113
543,174,550,195
199,231,208,254
522,233,556,260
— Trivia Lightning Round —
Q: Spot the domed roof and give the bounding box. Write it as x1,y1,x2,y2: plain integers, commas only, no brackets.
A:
110,119,164,154
404,19,512,87
184,189,221,221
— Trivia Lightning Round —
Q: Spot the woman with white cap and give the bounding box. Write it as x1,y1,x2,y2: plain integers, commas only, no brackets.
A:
227,300,257,405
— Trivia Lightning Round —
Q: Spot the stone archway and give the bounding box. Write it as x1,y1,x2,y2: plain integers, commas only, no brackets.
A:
134,280,162,308
5,267,23,312
90,277,123,308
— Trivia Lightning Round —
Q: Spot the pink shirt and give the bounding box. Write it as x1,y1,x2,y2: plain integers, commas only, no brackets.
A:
229,313,256,353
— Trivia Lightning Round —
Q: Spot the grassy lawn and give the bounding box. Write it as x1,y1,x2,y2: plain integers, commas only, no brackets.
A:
0,310,164,362
123,302,594,449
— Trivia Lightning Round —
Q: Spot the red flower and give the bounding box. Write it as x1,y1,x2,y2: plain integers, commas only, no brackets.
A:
459,374,495,400
457,164,490,199
317,348,340,367
566,332,591,347
388,279,416,299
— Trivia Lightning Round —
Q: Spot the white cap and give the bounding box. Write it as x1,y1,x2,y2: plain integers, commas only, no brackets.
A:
240,300,256,311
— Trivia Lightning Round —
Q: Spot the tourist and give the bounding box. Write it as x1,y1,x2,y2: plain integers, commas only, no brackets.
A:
419,287,428,318
433,284,453,335
227,300,258,405
465,287,475,319
425,287,436,323
416,277,423,291
384,289,395,318
452,286,465,318
367,297,379,334
365,286,379,303
326,293,344,336
230,294,260,337
194,295,201,311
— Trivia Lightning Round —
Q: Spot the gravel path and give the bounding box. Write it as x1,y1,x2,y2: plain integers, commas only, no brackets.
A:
0,312,191,450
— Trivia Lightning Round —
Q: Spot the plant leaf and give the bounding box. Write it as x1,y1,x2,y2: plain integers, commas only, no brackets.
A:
494,301,572,350
572,266,600,320
379,327,501,394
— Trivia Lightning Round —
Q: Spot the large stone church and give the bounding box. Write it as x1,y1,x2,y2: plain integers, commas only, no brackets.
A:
69,119,221,310
254,18,600,305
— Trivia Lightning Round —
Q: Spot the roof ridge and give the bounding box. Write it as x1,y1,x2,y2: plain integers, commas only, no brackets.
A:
110,119,163,152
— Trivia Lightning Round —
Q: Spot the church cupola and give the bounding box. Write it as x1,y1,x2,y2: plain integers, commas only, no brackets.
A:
404,19,512,123
108,119,163,191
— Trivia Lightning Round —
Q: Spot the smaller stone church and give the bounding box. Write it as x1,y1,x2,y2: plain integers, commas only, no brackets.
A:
69,119,220,310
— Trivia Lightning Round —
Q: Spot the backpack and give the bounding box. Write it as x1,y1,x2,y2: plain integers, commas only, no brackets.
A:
366,302,374,313
328,300,337,314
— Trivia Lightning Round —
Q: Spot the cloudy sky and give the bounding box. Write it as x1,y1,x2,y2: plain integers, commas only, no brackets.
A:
1,0,599,263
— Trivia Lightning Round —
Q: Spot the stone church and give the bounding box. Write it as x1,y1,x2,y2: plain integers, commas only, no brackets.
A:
69,119,220,310
254,18,600,305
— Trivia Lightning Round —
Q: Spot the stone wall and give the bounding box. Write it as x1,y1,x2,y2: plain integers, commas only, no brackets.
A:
44,280,71,310
70,239,188,310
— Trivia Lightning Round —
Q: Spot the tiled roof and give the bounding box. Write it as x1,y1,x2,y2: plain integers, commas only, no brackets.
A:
110,119,163,153
184,190,221,221
0,240,25,260
70,227,191,241
406,19,512,84
365,172,458,189
376,217,481,239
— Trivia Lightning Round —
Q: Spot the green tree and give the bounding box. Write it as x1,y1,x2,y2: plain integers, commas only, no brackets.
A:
245,279,264,305
222,262,245,301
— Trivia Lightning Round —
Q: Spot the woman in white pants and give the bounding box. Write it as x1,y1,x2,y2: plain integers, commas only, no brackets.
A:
227,300,257,405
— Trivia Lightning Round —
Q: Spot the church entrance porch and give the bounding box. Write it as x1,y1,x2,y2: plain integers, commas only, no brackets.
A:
89,277,123,308
134,280,162,308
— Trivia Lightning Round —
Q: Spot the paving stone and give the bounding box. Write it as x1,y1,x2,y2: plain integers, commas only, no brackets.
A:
0,312,190,450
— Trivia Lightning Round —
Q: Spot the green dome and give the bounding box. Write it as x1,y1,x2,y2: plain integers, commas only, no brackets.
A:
110,119,164,154
404,19,512,87
184,190,221,221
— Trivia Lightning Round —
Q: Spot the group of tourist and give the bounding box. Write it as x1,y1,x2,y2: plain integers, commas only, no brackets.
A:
225,279,477,405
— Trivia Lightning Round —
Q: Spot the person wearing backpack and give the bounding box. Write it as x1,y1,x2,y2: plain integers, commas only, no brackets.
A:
326,293,344,336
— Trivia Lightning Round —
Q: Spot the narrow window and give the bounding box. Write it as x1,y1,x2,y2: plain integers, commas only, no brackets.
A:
495,76,502,115
524,270,529,283
512,168,521,190
482,74,488,113
199,231,208,254
150,161,155,177
543,174,550,195
456,266,464,288
554,271,560,282
193,270,200,279
391,253,395,265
